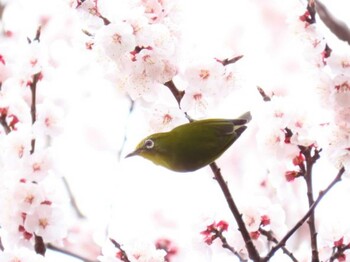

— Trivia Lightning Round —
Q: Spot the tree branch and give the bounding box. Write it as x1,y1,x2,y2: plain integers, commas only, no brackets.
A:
301,146,320,262
118,96,134,161
0,236,4,251
329,241,350,262
0,112,11,134
47,243,98,262
259,228,298,262
210,162,261,261
29,71,41,154
62,177,86,219
257,86,272,102
263,166,345,261
110,238,130,262
34,235,46,256
307,0,317,24
315,0,350,45
219,231,247,261
164,77,260,260
0,3,4,20
217,55,244,66
164,80,185,108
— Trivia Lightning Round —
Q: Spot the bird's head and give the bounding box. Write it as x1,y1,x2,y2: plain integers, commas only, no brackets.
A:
125,133,169,167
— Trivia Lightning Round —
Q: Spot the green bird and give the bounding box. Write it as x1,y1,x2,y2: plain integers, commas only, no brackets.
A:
126,112,251,172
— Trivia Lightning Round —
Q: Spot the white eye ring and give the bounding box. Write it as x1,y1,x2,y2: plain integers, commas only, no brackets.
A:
144,139,154,149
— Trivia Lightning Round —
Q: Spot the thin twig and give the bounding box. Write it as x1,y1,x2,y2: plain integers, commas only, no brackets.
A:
165,78,258,260
92,1,110,25
307,0,316,24
259,228,298,262
218,55,244,66
0,3,4,20
47,243,98,262
164,80,185,107
329,242,350,262
29,72,41,154
263,167,345,261
0,113,11,134
218,230,247,261
210,162,261,261
109,238,130,262
257,86,272,102
34,26,41,42
118,96,134,160
0,236,4,251
62,177,86,219
301,146,320,262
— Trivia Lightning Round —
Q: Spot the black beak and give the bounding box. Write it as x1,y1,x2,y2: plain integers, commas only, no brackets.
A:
125,149,140,158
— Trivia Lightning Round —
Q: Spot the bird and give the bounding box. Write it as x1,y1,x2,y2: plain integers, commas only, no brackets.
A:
126,112,251,172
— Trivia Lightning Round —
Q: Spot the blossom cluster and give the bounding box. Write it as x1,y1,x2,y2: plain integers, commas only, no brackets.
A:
248,1,350,260
99,239,167,262
0,0,78,258
1,0,350,261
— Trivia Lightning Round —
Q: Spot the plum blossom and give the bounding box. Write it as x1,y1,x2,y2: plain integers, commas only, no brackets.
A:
2,126,32,160
12,182,46,213
24,204,66,243
21,149,54,182
90,0,180,102
254,96,324,163
95,21,136,61
327,50,350,76
0,247,46,262
288,3,328,68
33,100,64,137
330,74,350,108
180,58,238,117
326,127,350,172
318,216,350,261
147,104,187,132
241,196,286,240
99,239,166,262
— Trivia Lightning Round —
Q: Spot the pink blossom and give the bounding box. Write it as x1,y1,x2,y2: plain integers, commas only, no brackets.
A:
24,204,66,243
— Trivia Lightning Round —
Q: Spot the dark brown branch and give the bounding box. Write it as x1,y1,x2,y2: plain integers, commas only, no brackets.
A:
29,72,41,154
93,2,110,25
257,86,271,102
263,167,345,261
34,235,46,255
329,242,350,262
219,55,244,66
259,228,298,262
315,0,350,45
47,243,98,262
165,74,259,260
34,26,41,42
110,238,130,262
0,3,4,20
307,0,317,24
164,80,185,107
218,231,247,261
301,147,320,262
0,236,4,251
0,113,11,134
210,162,261,261
97,13,110,26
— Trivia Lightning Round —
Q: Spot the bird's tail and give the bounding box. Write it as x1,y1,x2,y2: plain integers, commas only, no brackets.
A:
238,111,252,122
231,111,252,126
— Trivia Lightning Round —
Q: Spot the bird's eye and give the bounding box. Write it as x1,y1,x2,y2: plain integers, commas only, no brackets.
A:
144,139,154,149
